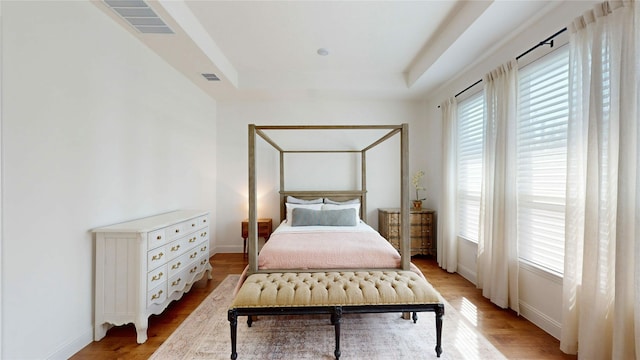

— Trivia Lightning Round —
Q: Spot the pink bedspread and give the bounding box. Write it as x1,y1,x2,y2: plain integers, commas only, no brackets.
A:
258,230,401,269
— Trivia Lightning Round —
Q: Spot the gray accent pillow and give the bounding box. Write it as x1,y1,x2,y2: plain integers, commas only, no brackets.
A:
287,196,323,204
291,208,357,226
324,198,360,205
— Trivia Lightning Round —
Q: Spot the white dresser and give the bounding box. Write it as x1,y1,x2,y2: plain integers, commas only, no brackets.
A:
92,210,212,344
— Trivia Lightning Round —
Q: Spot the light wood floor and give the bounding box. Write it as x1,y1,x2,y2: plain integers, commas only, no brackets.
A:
71,253,575,359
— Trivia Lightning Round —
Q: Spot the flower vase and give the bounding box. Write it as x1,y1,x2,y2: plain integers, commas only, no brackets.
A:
412,200,422,210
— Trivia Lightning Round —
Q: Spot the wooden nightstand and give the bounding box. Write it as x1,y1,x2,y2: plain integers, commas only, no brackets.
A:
378,208,436,257
241,218,273,256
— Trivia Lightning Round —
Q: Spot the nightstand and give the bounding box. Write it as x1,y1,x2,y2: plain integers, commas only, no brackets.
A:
241,218,273,256
378,208,436,257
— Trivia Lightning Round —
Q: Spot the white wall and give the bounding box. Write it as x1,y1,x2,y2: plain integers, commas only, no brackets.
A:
1,1,217,359
425,0,599,340
214,99,430,253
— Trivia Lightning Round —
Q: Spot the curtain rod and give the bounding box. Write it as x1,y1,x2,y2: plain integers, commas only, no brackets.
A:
439,27,568,107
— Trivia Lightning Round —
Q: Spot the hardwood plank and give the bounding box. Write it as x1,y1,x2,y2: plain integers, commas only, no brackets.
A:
71,253,575,359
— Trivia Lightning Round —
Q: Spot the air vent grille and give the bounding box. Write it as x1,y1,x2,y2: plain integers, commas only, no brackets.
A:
104,0,174,34
202,73,221,81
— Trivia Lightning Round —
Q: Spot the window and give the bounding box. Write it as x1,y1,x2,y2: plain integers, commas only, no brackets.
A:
457,92,484,243
516,46,570,275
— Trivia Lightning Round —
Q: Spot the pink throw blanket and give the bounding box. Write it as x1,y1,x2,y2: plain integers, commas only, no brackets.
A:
259,231,401,269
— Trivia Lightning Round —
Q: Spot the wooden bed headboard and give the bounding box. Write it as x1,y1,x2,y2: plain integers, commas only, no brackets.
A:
279,190,367,224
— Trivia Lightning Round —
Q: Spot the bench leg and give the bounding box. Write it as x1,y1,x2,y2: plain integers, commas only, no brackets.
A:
247,315,254,327
333,306,342,359
412,312,418,323
228,309,238,360
435,304,444,357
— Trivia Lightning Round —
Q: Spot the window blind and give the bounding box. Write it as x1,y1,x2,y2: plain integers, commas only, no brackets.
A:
457,92,484,243
516,46,570,275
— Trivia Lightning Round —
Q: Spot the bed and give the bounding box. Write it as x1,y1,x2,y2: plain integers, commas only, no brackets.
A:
230,125,444,359
245,124,414,274
254,193,425,275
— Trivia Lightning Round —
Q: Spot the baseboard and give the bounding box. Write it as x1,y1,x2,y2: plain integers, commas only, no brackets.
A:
456,263,477,286
519,300,562,340
47,328,93,360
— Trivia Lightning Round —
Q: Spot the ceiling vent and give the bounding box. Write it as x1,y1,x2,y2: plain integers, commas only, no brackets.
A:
202,73,221,81
104,0,174,34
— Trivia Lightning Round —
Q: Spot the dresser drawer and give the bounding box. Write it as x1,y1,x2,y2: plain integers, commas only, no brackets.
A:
147,229,166,250
386,213,400,226
166,222,187,241
187,262,201,277
167,236,189,261
147,246,167,270
185,217,200,232
198,227,209,242
197,242,209,257
147,283,167,307
147,265,167,291
168,272,187,295
197,256,210,270
168,250,196,279
185,248,200,263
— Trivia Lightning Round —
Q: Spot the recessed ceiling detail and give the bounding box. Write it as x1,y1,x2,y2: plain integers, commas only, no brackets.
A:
96,0,584,101
104,0,174,34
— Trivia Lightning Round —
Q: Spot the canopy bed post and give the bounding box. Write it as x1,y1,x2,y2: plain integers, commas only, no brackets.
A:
279,151,285,221
248,124,258,274
361,151,367,223
400,123,410,270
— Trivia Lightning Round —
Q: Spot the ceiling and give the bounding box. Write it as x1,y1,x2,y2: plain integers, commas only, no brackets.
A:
95,0,562,101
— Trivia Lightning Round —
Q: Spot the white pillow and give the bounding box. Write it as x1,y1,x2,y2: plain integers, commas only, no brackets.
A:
286,196,323,204
321,203,360,223
285,203,323,222
324,197,360,205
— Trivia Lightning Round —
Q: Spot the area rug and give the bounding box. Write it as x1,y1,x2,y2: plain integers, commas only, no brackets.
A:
150,275,507,360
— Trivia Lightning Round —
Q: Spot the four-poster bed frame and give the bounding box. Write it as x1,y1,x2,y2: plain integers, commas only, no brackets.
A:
230,124,444,359
246,124,411,273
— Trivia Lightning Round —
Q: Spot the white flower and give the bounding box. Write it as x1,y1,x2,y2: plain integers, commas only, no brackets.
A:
412,170,426,200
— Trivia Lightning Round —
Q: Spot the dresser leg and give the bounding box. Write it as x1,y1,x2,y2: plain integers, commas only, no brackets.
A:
94,322,110,341
135,319,148,344
205,262,213,280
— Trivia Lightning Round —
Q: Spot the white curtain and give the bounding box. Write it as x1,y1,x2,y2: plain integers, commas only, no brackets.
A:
438,97,458,272
561,0,640,358
477,60,520,311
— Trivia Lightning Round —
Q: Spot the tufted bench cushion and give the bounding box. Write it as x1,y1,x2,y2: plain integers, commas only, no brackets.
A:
231,271,441,308
228,270,444,359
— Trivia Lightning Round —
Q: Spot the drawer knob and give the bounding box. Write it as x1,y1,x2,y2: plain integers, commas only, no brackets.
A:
200,246,207,252
200,259,207,265
189,237,196,243
171,278,182,286
190,266,198,274
152,272,163,281
151,290,163,300
171,245,181,252
172,262,181,270
152,252,164,261
190,252,198,259
192,223,196,227
156,235,162,240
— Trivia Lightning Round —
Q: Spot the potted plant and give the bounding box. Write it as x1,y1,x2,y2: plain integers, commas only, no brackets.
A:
412,170,426,210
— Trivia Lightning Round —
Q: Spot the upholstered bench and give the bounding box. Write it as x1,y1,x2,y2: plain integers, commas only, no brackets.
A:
228,271,444,359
